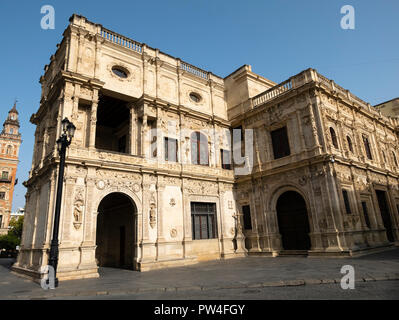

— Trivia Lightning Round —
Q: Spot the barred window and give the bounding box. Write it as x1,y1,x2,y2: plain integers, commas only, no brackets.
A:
271,126,290,159
233,126,245,157
1,171,8,180
191,132,208,166
191,202,217,240
221,149,232,170
362,135,373,160
242,205,252,230
0,192,5,200
342,190,352,214
361,201,371,228
330,127,338,149
164,137,178,162
347,136,353,153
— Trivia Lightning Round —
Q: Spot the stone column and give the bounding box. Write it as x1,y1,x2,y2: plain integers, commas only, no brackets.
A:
311,91,328,152
325,163,349,250
44,171,57,246
182,179,193,259
295,110,306,151
156,107,163,162
308,103,321,148
79,173,98,270
59,176,77,246
156,183,166,244
129,105,138,155
386,184,399,241
89,90,98,149
141,114,148,158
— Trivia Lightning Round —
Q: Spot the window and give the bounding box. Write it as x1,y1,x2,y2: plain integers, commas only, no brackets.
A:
242,205,252,230
382,150,387,163
191,132,208,166
0,215,2,227
342,190,351,214
362,135,373,160
392,151,398,167
271,126,290,159
1,171,8,180
6,146,11,155
347,136,353,153
0,192,5,200
9,128,14,134
330,127,338,149
189,92,202,103
191,202,217,240
112,66,128,78
233,126,245,157
361,202,371,228
221,149,232,170
164,137,178,162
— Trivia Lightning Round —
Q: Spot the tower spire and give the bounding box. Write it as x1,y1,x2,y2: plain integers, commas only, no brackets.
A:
10,99,19,114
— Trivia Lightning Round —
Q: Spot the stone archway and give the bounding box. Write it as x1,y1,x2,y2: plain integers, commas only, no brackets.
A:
276,191,311,251
95,192,136,269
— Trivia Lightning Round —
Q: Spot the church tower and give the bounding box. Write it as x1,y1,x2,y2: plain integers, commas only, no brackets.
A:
0,102,22,235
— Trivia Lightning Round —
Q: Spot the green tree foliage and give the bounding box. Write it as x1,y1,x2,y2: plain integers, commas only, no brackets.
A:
8,216,24,239
0,216,24,254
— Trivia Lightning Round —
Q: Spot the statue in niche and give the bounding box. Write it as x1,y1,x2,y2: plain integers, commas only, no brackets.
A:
73,199,84,230
73,188,84,230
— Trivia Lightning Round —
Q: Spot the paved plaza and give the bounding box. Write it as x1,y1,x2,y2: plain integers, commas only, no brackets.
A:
1,248,398,300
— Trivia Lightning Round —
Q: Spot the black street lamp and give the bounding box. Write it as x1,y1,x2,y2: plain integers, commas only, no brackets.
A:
47,117,76,287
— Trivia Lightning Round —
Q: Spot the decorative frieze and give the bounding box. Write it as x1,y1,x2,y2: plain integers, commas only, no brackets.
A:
183,179,218,195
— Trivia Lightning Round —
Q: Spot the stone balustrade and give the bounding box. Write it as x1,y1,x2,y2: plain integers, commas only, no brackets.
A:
180,61,209,80
98,26,212,82
99,27,143,53
252,79,293,108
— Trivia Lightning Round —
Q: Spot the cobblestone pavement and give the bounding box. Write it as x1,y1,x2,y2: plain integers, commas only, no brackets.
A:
1,248,398,300
48,280,399,300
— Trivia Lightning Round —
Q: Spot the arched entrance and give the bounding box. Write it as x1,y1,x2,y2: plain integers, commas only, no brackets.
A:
276,191,311,251
95,192,136,269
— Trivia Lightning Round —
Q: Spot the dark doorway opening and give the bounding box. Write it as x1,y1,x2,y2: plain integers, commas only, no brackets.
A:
375,190,394,242
95,93,130,154
96,193,136,269
276,191,311,251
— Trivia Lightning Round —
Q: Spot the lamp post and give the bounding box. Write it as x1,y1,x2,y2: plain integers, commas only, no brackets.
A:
48,118,76,287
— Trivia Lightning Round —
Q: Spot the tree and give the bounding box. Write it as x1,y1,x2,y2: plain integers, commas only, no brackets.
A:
8,216,24,239
0,216,24,257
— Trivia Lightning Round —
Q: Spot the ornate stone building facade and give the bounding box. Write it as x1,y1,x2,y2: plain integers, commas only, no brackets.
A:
0,103,21,235
13,15,399,281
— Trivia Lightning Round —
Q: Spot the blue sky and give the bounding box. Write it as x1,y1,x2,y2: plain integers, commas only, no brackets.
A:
0,0,398,210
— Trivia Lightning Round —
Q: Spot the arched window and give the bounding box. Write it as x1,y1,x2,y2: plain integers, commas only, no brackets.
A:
346,136,353,153
330,127,338,149
362,135,373,160
6,146,12,155
392,151,398,167
191,132,208,166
